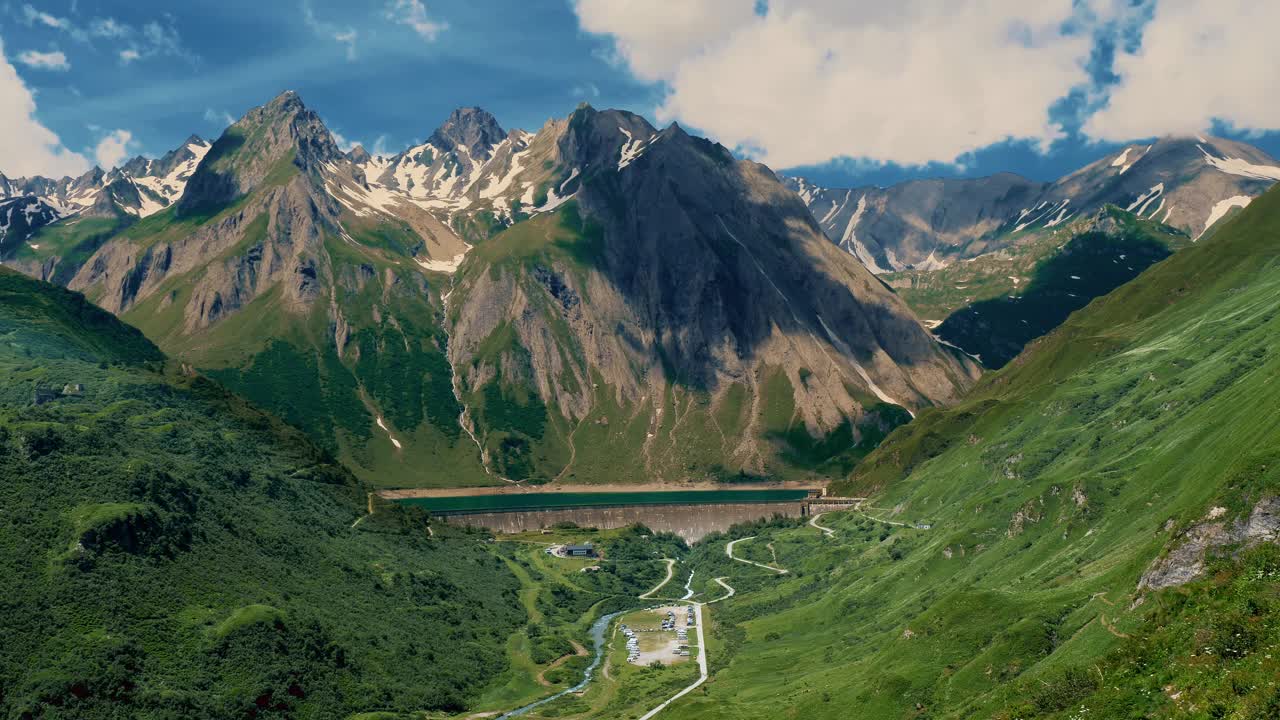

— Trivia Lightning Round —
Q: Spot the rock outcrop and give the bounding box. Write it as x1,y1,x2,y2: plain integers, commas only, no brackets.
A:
1139,498,1280,591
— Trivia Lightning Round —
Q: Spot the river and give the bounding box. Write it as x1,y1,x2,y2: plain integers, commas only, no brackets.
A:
496,610,622,719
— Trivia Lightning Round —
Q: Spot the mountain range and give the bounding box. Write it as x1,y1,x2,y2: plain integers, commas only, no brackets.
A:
789,134,1280,276
6,90,1279,487
5,85,1280,720
0,91,978,487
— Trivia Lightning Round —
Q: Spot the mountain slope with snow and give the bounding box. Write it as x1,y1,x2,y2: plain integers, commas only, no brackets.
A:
1,92,978,488
791,135,1280,274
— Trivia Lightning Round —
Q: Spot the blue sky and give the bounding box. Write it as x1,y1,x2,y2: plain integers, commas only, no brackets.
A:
3,1,1279,187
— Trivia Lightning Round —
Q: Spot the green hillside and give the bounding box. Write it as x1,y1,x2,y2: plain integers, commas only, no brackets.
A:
936,207,1190,368
0,268,525,717
648,187,1280,718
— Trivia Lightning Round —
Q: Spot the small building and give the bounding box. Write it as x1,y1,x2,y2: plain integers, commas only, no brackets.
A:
564,543,596,557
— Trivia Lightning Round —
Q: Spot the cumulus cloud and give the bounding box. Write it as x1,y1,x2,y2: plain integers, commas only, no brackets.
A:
16,49,70,71
574,0,1105,169
119,48,140,64
574,0,757,83
385,0,446,41
93,129,135,170
0,37,89,176
1083,0,1280,141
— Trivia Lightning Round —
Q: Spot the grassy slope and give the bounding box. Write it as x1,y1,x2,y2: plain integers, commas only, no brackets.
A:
11,215,132,286
937,208,1189,368
651,187,1280,718
114,185,489,488
887,208,1189,323
0,268,525,717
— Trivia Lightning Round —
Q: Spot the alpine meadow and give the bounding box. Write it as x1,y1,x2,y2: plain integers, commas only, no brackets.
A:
2,2,1279,719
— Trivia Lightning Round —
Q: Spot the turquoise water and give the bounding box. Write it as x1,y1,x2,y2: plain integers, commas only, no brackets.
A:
396,489,809,514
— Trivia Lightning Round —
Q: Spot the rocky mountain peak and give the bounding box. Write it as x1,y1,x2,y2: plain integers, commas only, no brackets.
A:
428,106,505,158
118,155,151,178
555,106,658,172
177,91,339,214
346,144,372,165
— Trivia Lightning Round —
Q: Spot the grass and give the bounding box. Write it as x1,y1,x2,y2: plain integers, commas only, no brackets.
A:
617,187,1280,719
936,208,1188,368
0,271,527,718
13,216,129,283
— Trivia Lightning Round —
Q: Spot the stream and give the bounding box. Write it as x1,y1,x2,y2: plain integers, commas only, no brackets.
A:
495,610,622,719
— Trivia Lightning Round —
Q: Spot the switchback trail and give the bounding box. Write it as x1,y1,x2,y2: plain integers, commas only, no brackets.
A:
639,558,676,599
809,512,836,537
725,536,789,574
708,577,735,603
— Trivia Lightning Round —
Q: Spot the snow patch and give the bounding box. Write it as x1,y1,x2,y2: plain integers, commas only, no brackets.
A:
1197,145,1280,181
914,250,948,271
819,189,851,225
617,126,649,170
1044,199,1073,227
479,147,525,200
840,195,890,274
1199,195,1251,239
1126,183,1164,213
375,416,402,450
1111,145,1148,174
531,169,580,213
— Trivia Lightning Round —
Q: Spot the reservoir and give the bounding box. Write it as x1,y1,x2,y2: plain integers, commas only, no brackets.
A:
394,489,812,542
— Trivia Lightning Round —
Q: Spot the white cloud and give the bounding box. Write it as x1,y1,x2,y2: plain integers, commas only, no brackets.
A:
330,128,359,151
571,82,601,99
385,0,446,41
303,1,359,60
1083,0,1280,142
333,29,358,61
17,49,70,71
119,48,140,64
204,108,235,128
93,129,134,170
0,37,89,176
574,0,1099,169
19,4,88,42
20,4,70,30
574,0,756,83
90,18,129,39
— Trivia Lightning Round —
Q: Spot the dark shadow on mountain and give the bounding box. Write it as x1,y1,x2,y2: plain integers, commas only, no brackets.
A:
175,131,246,218
556,121,949,395
937,231,1174,369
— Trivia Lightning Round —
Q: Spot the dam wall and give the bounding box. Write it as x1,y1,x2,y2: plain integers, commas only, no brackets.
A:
439,501,805,542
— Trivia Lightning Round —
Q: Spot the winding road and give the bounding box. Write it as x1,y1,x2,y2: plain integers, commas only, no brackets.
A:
725,536,789,574
709,577,736,603
809,513,836,537
637,530,783,712
639,558,677,599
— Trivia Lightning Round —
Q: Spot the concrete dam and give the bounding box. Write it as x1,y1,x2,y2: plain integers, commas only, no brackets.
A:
392,489,857,542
